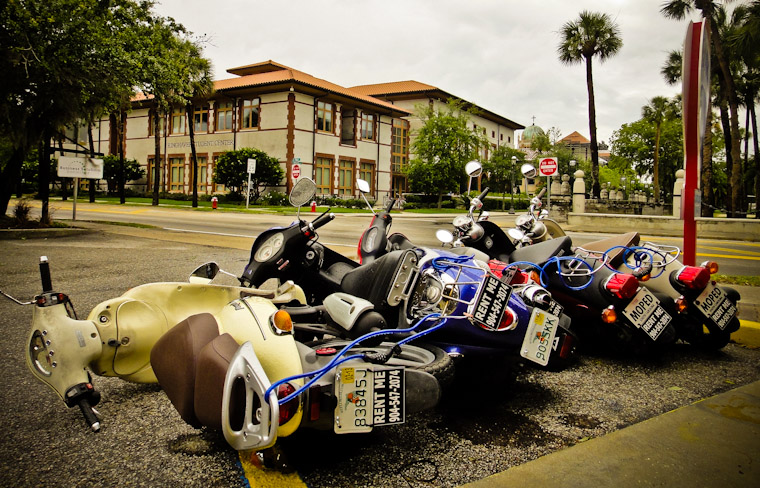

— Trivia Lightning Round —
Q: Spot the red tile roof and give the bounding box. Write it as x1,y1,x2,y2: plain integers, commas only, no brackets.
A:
561,131,590,144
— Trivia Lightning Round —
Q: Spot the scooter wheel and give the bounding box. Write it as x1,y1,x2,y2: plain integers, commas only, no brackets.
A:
679,319,734,351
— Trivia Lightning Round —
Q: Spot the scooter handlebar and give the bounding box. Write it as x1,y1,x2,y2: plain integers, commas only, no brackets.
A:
78,398,100,432
477,187,490,202
385,198,396,213
39,256,52,293
536,187,547,200
311,211,335,231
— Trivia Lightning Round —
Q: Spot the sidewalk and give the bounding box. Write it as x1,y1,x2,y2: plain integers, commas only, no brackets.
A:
464,380,760,488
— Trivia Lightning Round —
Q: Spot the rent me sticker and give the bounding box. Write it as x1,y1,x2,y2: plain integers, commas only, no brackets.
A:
372,368,405,426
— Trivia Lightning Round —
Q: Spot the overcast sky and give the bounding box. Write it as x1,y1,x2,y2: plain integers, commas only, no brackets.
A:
152,0,704,145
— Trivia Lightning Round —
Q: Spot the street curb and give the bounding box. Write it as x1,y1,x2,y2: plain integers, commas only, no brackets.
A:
0,227,96,240
734,320,760,349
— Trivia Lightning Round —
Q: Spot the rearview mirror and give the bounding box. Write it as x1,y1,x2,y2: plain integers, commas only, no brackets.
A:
465,160,483,178
436,229,454,245
521,163,537,179
289,178,317,207
356,178,371,194
189,262,220,284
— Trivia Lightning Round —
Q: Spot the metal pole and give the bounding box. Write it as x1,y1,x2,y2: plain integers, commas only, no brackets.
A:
246,172,252,209
73,177,78,221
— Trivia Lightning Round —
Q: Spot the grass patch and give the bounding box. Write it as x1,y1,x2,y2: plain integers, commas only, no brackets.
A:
714,275,760,287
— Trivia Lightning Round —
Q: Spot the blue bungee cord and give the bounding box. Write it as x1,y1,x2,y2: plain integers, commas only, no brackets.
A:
431,254,473,271
505,256,595,291
267,312,446,405
602,245,668,279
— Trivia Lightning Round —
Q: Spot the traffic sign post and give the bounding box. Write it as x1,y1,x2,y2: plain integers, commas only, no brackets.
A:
246,159,256,209
538,157,558,212
57,156,104,221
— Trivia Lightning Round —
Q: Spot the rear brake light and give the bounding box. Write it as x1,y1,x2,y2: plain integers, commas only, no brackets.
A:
477,307,517,331
276,383,300,425
601,306,617,323
603,274,639,299
701,261,719,274
676,266,710,290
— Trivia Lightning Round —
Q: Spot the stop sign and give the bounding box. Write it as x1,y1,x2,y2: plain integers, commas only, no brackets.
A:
539,157,558,176
292,164,301,179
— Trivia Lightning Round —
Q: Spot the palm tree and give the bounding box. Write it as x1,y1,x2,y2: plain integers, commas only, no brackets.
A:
558,11,623,198
662,0,744,217
642,97,678,202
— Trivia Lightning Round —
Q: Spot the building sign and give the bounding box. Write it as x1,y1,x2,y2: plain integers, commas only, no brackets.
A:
58,156,104,179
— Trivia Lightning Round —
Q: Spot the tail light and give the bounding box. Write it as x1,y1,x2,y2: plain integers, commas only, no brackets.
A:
559,334,575,359
701,261,719,274
603,274,639,300
276,383,300,426
675,266,710,290
601,306,617,323
478,307,517,331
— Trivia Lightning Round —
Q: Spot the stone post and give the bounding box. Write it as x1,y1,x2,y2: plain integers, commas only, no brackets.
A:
572,170,585,213
560,174,570,197
673,169,685,217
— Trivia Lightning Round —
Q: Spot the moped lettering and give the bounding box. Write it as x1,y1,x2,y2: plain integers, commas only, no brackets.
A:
629,294,654,322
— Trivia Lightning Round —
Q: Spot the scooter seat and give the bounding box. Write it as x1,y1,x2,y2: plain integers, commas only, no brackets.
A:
194,333,241,430
508,236,572,266
151,313,220,428
579,232,640,268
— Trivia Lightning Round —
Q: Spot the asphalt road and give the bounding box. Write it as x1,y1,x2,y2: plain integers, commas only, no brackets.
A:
1,226,759,487
22,198,760,277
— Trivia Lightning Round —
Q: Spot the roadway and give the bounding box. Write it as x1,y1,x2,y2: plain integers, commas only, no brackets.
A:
25,198,760,277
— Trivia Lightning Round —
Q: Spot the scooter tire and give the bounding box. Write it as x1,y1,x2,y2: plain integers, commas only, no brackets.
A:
308,339,455,388
679,318,734,351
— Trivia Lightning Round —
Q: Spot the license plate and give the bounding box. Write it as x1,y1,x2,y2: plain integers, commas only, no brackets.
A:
695,282,737,330
520,308,560,366
622,288,672,341
334,366,405,434
471,274,512,330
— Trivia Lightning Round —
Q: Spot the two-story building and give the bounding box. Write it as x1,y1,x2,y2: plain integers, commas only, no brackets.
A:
71,60,524,203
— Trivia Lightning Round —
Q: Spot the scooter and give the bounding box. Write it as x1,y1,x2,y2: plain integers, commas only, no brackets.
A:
442,162,679,354
240,178,578,370
1,257,445,452
501,162,741,350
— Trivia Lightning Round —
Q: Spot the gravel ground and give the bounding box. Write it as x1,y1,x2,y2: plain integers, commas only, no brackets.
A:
1,229,758,488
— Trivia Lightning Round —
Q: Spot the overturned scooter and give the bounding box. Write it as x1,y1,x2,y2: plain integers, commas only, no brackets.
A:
2,255,444,451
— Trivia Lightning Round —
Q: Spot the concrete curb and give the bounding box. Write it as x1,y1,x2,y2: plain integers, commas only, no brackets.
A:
0,227,96,240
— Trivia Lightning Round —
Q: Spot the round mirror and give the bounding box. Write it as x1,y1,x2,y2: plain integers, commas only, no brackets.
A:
189,262,219,284
465,160,483,177
521,163,537,178
356,178,371,194
289,178,317,207
507,228,526,242
436,229,454,244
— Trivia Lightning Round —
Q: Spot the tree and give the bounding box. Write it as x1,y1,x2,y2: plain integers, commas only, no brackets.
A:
102,155,145,194
212,148,284,203
642,96,679,202
483,146,526,210
406,99,487,207
662,0,745,217
558,10,623,198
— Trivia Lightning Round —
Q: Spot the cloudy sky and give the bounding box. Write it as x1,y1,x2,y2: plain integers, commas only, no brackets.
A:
152,0,704,145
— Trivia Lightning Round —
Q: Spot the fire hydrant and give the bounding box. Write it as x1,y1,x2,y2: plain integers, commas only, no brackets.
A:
310,201,316,212
211,196,218,210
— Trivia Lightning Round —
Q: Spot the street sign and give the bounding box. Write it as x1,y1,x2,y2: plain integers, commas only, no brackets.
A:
57,156,104,179
247,158,256,174
292,164,301,179
538,157,558,177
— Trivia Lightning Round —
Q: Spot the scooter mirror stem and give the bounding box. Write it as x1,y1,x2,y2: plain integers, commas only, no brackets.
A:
0,289,32,305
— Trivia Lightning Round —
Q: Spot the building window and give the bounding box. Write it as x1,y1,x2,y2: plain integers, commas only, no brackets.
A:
148,111,165,136
240,98,260,129
193,104,209,133
315,156,333,194
147,156,164,192
170,107,185,135
338,159,354,195
169,156,185,191
361,113,375,141
194,156,208,193
317,101,333,133
212,154,225,193
391,119,409,173
359,161,375,196
491,130,495,138
500,134,503,141
216,101,234,131
340,108,356,145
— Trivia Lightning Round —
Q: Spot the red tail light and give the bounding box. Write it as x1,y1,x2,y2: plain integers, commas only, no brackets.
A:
276,383,300,425
676,266,710,290
478,307,517,331
604,274,639,299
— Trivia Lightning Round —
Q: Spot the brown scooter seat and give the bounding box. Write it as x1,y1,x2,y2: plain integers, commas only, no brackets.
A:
579,232,640,269
151,313,240,429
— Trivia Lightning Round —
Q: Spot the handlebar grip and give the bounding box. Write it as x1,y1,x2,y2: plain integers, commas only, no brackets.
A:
311,211,335,230
39,256,53,293
477,187,490,201
385,198,396,213
78,398,101,432
536,187,547,199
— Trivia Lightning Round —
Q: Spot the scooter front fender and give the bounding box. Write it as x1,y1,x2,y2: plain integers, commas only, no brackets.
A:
27,303,102,402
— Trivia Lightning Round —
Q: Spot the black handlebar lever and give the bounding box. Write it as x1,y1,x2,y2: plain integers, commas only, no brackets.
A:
385,198,396,213
536,187,547,199
39,256,53,293
477,187,490,202
64,383,102,432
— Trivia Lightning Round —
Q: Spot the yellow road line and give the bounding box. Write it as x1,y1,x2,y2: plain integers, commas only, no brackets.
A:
642,235,760,247
238,450,308,487
698,245,760,256
696,252,760,261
